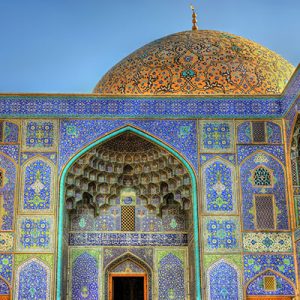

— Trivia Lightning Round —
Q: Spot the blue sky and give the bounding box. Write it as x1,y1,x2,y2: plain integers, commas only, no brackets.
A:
0,0,299,93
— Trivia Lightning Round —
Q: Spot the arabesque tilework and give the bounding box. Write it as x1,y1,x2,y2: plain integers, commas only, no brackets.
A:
0,153,16,230
207,259,242,300
244,255,296,284
240,152,288,230
199,121,234,153
246,270,294,296
15,258,50,300
16,216,54,252
203,217,241,252
21,157,54,211
157,250,186,300
243,232,293,253
22,120,57,151
71,252,99,300
202,158,236,213
59,120,198,171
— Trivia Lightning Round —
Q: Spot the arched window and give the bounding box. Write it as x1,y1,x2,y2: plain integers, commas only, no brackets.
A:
252,166,272,187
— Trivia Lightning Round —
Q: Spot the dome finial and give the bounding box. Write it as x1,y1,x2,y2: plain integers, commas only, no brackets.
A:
190,4,198,31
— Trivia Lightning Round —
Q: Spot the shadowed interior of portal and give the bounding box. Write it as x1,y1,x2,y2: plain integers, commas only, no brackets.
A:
113,276,144,300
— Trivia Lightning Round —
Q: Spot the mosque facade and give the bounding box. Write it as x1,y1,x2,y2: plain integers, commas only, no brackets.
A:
0,27,299,300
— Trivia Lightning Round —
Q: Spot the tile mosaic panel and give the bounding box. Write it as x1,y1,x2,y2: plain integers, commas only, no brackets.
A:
22,120,57,151
71,252,99,300
237,121,252,144
15,258,50,300
203,254,243,270
21,152,57,165
3,121,19,143
21,157,54,212
0,255,13,283
199,121,234,153
59,120,198,172
157,250,186,300
200,154,235,165
202,159,236,213
240,152,289,230
266,122,282,144
281,68,300,114
0,278,9,295
103,247,153,269
237,145,285,164
243,233,293,253
297,240,300,277
0,153,16,230
111,260,144,273
244,255,296,284
246,270,294,296
16,216,54,252
207,259,242,300
0,233,13,252
285,104,297,144
203,216,241,252
0,95,287,118
0,145,19,163
69,232,187,246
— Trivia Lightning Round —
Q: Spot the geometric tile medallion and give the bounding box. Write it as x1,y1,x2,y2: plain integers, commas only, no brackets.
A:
203,216,241,253
0,232,13,252
22,120,58,151
199,121,234,153
16,216,54,252
243,232,293,253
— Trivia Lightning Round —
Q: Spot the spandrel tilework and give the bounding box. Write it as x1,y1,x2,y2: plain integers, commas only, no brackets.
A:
59,120,198,171
246,270,295,296
0,278,9,295
244,255,296,284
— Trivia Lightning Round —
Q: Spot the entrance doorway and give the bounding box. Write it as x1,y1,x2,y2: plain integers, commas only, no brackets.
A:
109,274,147,300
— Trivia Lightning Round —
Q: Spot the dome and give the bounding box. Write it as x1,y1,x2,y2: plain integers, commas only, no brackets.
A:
93,30,295,96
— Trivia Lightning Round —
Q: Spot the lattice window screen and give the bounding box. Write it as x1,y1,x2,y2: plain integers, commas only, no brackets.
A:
255,195,275,230
253,167,271,186
263,276,276,291
121,206,135,231
291,159,298,185
252,122,266,142
0,170,3,188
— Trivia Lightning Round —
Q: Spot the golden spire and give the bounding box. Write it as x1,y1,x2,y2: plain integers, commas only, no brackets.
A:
190,5,198,31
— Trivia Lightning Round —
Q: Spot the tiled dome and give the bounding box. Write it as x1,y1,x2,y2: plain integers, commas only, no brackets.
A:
94,30,295,96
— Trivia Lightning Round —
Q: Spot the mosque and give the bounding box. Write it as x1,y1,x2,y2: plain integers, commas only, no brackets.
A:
0,8,299,300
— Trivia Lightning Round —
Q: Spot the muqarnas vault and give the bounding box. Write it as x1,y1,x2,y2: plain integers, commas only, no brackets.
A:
0,29,300,300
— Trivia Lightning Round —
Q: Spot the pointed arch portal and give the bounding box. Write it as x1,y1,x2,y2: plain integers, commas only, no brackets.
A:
56,125,201,299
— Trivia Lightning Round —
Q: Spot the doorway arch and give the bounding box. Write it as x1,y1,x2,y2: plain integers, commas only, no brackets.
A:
56,125,201,299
